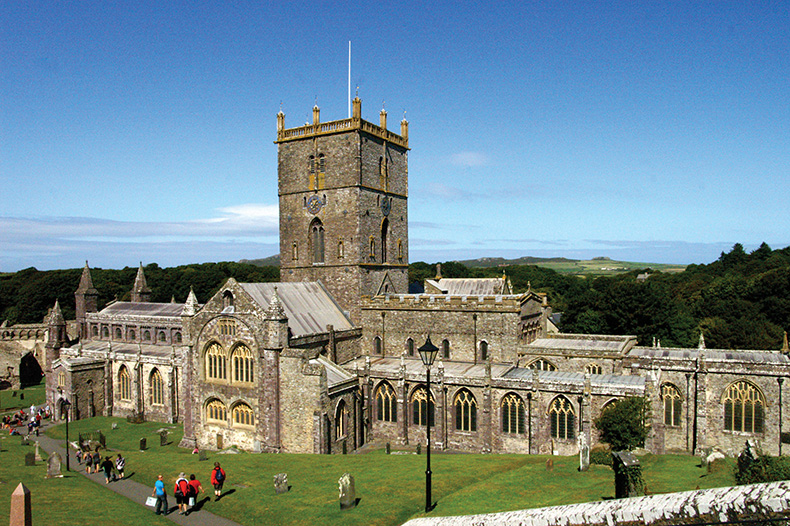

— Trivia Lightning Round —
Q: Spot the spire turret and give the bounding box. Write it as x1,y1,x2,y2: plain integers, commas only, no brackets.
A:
131,262,152,303
75,261,99,339
698,331,706,350
181,288,199,316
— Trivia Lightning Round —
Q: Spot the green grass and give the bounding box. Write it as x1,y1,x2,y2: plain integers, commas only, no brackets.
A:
534,259,687,277
0,426,171,526
42,418,736,526
0,383,46,415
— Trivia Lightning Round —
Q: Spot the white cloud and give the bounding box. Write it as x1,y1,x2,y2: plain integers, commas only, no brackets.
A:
449,151,488,168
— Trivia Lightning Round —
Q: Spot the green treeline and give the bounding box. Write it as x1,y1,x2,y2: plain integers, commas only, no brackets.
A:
3,242,789,350
0,262,279,324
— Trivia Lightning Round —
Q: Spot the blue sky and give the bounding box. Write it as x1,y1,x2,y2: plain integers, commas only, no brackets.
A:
2,1,789,271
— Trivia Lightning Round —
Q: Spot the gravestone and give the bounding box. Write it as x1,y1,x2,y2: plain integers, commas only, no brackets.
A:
274,473,289,494
10,483,32,526
546,458,554,471
34,442,42,462
139,438,147,451
338,473,356,510
199,450,208,461
24,452,35,466
216,433,223,450
612,451,643,498
46,452,63,478
160,430,168,446
578,432,590,472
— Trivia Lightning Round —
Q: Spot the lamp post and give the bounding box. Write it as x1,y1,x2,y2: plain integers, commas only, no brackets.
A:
418,336,439,513
62,399,72,472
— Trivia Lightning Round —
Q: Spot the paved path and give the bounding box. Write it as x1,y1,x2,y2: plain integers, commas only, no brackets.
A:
34,422,242,526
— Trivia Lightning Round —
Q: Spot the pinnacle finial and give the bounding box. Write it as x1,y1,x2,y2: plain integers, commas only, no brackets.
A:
698,331,706,350
782,331,789,354
181,287,199,316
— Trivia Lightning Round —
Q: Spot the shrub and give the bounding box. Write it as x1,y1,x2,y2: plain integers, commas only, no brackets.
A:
590,445,613,466
736,450,790,485
593,397,650,451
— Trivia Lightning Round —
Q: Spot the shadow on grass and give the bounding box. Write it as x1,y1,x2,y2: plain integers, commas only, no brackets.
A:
192,497,211,511
217,488,236,500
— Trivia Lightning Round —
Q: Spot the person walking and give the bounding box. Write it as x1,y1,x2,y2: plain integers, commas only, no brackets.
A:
174,472,190,515
84,450,93,473
210,462,226,500
187,474,203,514
92,450,101,474
100,456,114,484
115,453,126,479
152,474,168,515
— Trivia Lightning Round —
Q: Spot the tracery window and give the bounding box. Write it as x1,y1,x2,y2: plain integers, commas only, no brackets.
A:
205,342,227,381
411,386,435,426
586,363,602,375
661,383,682,427
375,382,397,422
118,366,132,401
549,396,575,440
151,369,164,405
232,344,254,384
454,389,477,432
501,393,525,434
219,319,236,336
206,399,227,424
724,381,764,433
335,400,348,439
311,219,325,264
232,402,254,427
528,358,556,371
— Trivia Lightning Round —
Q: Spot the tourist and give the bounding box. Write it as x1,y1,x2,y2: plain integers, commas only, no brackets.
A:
152,474,168,515
187,474,203,514
210,462,226,500
92,450,101,473
85,449,93,473
76,449,82,464
174,472,190,515
100,456,114,484
115,453,126,479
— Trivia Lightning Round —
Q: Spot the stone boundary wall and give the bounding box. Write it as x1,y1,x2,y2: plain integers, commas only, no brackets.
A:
402,481,790,526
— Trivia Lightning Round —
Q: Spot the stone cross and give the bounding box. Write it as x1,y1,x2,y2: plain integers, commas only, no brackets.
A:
10,483,32,526
46,451,63,478
578,433,590,472
338,473,356,510
274,473,289,494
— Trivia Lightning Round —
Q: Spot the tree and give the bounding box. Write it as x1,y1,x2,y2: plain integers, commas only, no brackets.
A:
594,397,650,451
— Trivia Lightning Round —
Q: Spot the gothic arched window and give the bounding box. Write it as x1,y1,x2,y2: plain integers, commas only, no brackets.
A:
661,383,682,427
375,382,397,422
310,218,325,264
118,366,131,401
549,396,575,440
373,336,382,355
335,399,348,440
232,344,254,385
528,358,557,371
501,393,525,434
206,399,227,424
480,341,489,361
205,342,227,381
232,402,254,427
150,369,164,405
586,363,603,375
442,339,450,359
455,389,477,432
406,338,415,357
411,386,435,426
723,381,765,433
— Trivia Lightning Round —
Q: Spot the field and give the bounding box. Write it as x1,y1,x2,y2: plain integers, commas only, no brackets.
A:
533,258,687,277
34,417,736,526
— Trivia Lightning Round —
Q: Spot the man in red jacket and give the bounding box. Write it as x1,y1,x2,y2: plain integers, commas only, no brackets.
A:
210,462,226,500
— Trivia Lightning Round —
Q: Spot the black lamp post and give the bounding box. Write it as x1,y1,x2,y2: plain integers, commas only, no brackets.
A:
418,336,439,513
62,399,72,472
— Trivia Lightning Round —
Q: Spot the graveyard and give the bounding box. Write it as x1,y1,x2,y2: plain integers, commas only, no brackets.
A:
1,414,738,526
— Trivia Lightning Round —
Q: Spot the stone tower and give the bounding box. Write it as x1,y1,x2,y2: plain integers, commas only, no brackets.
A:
75,261,99,340
131,262,152,303
275,97,409,323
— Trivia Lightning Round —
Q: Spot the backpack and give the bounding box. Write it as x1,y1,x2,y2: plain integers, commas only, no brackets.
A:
175,479,188,498
215,468,224,482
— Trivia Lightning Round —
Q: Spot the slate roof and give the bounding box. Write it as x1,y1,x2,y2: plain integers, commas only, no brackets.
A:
309,356,355,389
76,341,176,358
528,334,636,354
98,302,185,318
239,282,353,337
630,347,790,364
425,277,508,296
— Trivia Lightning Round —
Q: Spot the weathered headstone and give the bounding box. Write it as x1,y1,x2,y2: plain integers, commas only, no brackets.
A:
10,483,32,526
274,473,289,494
338,473,356,510
34,442,42,462
46,451,63,478
416,443,421,455
216,433,223,450
24,452,35,466
199,449,208,461
139,437,147,451
546,458,554,471
612,451,643,498
160,430,168,446
579,432,590,472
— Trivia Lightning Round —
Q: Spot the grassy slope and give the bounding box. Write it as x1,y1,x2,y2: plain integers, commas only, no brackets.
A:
45,417,735,526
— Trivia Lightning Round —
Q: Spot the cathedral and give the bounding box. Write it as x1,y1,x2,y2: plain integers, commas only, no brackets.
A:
41,97,790,457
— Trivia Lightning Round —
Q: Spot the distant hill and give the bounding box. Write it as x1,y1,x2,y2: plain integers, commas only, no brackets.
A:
239,255,280,267
456,256,578,268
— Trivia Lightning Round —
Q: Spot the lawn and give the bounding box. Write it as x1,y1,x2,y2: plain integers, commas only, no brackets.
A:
41,417,736,526
0,382,46,415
